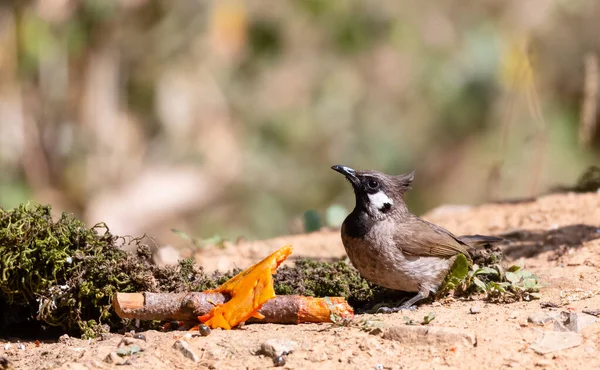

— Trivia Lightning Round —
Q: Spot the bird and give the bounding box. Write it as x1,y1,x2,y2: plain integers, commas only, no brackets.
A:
331,165,503,312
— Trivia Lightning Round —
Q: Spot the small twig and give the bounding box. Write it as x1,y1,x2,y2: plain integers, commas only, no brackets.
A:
112,292,354,325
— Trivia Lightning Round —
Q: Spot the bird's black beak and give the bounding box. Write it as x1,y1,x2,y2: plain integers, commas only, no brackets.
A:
331,165,359,186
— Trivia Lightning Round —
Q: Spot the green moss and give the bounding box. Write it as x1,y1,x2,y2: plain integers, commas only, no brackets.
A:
274,259,409,311
0,203,221,338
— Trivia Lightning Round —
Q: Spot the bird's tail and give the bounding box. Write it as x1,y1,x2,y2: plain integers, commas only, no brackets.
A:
458,234,506,250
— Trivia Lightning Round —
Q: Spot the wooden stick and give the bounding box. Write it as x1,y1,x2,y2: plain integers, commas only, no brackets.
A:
113,292,354,324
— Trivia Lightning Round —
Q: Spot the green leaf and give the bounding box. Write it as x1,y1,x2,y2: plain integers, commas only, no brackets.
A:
422,312,435,325
472,277,487,292
475,267,499,276
116,345,142,357
504,271,519,283
439,254,470,293
507,265,521,272
517,270,533,279
488,281,507,293
522,278,538,290
403,316,418,325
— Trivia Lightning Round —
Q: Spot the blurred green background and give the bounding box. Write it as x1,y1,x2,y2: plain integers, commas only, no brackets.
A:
0,0,599,245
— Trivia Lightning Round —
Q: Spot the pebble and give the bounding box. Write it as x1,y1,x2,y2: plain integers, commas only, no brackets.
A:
529,331,582,354
527,312,560,325
104,352,128,365
469,305,481,314
369,327,384,336
172,340,199,363
198,324,211,337
133,333,147,341
554,312,598,333
383,325,477,348
273,355,286,367
258,338,297,359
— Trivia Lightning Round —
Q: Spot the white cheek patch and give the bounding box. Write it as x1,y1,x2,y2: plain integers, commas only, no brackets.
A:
368,191,393,211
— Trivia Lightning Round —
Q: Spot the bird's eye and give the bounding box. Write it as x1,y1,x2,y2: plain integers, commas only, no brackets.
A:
367,180,379,189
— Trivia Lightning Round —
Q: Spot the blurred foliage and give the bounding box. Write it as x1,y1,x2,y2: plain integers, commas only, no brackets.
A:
0,0,600,244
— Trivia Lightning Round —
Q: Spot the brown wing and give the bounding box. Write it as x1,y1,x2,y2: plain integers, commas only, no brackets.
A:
395,217,470,258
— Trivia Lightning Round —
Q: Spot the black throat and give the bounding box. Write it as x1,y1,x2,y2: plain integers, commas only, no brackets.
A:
342,209,374,238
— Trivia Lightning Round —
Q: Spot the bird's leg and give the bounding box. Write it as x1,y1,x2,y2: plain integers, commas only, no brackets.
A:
376,290,429,314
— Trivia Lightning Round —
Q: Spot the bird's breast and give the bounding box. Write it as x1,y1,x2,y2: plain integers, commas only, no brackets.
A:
340,220,453,293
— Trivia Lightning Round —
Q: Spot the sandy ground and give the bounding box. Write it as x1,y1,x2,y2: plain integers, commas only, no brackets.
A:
2,191,600,370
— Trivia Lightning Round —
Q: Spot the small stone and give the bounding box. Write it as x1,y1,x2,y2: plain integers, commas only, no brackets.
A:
198,324,211,337
58,334,71,344
17,344,25,350
273,355,286,367
104,352,127,365
554,312,598,333
133,333,147,341
383,325,477,348
258,338,297,359
369,327,384,336
583,309,600,317
172,340,199,363
528,312,560,325
540,302,560,309
529,331,582,354
469,306,481,314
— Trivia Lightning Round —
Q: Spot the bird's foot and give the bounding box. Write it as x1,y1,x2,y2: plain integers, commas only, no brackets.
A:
376,305,417,314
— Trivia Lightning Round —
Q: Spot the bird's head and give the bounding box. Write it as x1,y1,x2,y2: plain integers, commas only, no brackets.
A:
331,165,414,219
